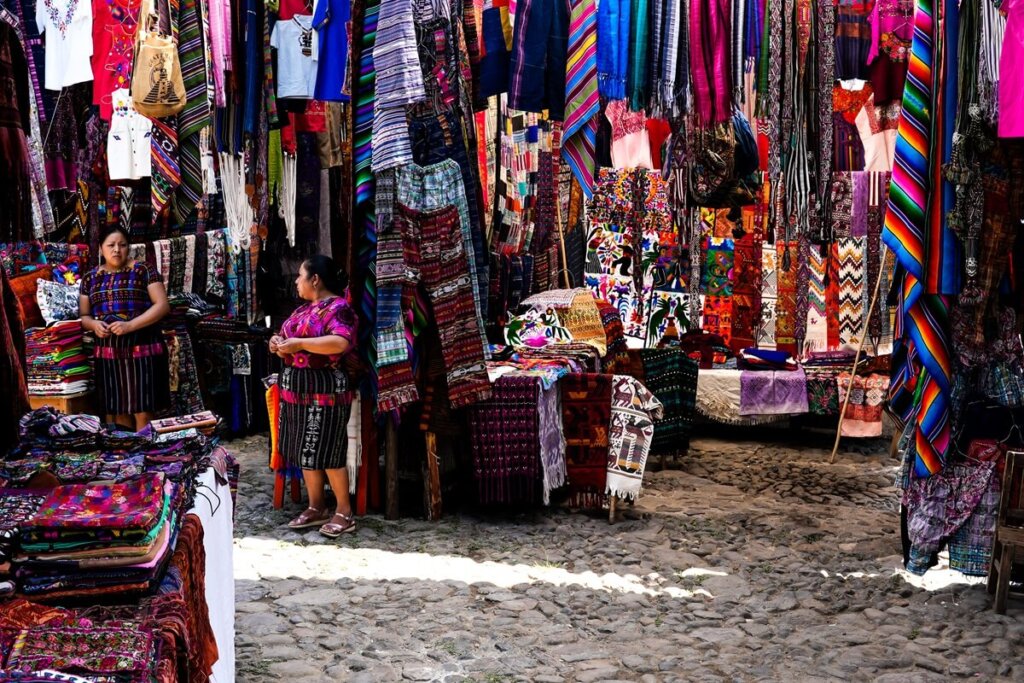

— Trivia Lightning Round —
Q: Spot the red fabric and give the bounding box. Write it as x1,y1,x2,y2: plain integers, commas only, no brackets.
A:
8,265,52,329
646,118,672,169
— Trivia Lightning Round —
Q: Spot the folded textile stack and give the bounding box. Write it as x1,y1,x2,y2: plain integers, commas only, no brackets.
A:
14,473,176,602
24,321,92,396
149,410,219,437
738,348,799,371
0,490,47,576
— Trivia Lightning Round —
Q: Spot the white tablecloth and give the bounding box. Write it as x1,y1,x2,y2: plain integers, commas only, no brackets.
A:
187,467,235,683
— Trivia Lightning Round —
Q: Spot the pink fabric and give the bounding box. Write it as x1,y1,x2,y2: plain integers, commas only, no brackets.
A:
689,0,732,124
1001,0,1024,137
605,99,653,169
208,0,231,106
279,295,358,368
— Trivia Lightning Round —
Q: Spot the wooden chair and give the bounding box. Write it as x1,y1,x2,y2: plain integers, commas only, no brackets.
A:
988,451,1024,614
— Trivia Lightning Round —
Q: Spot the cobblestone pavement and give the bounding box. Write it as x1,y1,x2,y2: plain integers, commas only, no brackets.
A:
231,430,1024,682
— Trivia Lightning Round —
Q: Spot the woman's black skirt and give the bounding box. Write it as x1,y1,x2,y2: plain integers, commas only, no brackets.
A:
278,366,351,470
94,326,170,416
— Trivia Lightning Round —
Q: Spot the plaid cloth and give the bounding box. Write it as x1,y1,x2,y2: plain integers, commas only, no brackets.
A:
641,348,699,454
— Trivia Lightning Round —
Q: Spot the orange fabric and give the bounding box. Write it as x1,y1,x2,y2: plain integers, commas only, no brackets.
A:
8,266,53,329
266,383,284,471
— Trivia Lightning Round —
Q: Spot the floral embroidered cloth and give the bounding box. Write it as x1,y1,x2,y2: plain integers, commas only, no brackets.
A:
26,473,166,532
5,618,155,681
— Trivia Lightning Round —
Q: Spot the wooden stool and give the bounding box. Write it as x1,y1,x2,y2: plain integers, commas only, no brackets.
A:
988,451,1024,614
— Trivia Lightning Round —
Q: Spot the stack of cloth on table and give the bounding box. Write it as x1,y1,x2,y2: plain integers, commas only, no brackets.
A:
0,520,218,680
13,473,177,602
149,410,219,438
0,490,48,579
801,350,857,416
23,321,92,396
4,410,214,504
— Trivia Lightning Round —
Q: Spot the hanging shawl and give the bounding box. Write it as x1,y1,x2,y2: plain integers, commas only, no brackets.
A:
883,0,960,478
652,0,682,115
563,0,600,197
689,0,732,124
597,0,630,100
628,0,650,111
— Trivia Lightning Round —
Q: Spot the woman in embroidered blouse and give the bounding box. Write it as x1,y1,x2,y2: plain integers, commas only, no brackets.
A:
79,226,170,431
271,255,359,537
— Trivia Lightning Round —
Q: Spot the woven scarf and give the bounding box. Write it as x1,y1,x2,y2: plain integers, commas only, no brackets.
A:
468,376,541,505
174,0,210,223
882,0,955,478
628,0,650,111
690,0,732,124
562,0,599,197
596,0,629,100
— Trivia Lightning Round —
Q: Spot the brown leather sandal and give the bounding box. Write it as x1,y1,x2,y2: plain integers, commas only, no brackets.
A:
319,512,356,538
287,507,331,529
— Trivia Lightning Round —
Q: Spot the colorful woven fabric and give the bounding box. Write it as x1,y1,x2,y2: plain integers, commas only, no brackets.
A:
882,0,957,477
26,473,165,534
5,618,155,679
397,204,491,408
774,241,798,354
730,232,761,353
562,0,598,197
640,348,699,454
739,369,809,416
560,372,612,509
838,372,889,437
606,375,662,501
279,296,358,369
467,375,541,505
174,0,209,223
835,237,866,346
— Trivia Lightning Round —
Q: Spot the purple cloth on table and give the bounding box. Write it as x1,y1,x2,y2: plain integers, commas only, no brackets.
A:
739,370,810,416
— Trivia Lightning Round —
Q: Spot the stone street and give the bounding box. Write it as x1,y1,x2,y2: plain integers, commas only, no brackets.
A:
231,430,1023,682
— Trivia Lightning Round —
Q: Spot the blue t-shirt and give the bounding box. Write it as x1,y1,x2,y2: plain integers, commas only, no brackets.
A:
312,0,351,102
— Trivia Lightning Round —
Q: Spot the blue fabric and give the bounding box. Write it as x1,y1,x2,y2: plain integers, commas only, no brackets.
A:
508,0,569,120
479,7,510,98
597,0,629,100
313,0,352,101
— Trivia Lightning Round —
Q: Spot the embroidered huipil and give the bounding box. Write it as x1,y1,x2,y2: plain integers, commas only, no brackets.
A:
90,0,141,120
866,0,912,105
36,0,94,89
106,88,152,180
279,295,358,369
79,262,162,323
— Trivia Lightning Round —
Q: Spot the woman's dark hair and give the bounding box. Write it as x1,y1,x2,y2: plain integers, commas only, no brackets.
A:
99,225,130,243
302,255,349,294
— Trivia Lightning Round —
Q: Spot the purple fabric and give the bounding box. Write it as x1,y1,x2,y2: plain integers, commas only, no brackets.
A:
851,171,870,238
739,369,810,415
689,0,732,124
904,462,997,575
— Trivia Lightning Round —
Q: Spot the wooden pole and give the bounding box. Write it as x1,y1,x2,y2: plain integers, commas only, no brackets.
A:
385,418,400,519
830,245,889,464
424,431,442,521
608,495,617,524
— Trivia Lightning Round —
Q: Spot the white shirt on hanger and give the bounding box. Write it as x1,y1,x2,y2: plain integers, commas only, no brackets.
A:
270,14,318,99
36,0,94,90
107,88,152,180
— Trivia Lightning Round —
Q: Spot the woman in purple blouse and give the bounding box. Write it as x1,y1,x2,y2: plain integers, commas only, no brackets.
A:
271,255,359,537
79,226,170,432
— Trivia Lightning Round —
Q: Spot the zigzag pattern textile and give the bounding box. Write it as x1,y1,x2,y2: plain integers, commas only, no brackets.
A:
881,0,959,478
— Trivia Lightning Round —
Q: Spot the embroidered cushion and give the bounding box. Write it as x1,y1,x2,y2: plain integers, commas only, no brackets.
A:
36,279,81,325
8,266,53,329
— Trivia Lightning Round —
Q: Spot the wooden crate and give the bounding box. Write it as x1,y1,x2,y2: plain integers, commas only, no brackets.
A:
27,392,96,415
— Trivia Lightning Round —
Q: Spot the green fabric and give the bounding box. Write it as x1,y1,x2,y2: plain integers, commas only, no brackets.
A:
627,0,650,111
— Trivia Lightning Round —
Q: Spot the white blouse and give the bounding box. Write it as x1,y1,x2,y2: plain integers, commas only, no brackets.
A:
107,89,152,180
36,0,94,90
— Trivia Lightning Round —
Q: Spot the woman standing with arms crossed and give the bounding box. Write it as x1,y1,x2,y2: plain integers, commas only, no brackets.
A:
271,255,358,537
79,226,171,431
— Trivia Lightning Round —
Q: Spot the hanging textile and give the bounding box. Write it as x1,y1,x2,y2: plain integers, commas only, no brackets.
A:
882,0,959,478
562,0,599,197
